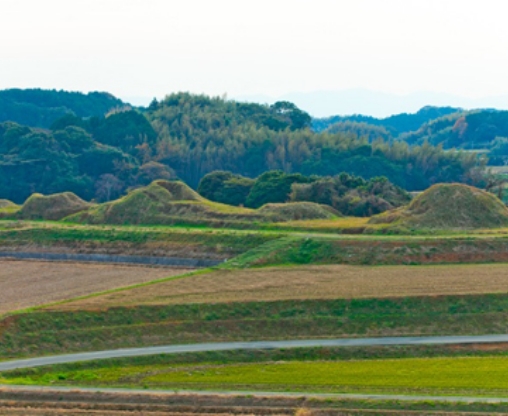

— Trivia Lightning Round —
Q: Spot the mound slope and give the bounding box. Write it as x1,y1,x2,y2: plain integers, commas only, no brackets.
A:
369,183,508,229
259,202,341,220
18,192,91,221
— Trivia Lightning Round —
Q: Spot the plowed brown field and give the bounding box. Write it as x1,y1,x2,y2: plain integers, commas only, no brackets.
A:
56,263,508,310
0,260,190,314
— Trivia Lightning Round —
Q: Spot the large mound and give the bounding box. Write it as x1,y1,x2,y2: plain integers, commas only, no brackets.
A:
369,183,508,229
19,192,92,221
258,202,341,221
67,180,265,226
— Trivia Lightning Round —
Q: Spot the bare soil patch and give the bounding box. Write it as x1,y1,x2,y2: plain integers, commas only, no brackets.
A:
0,260,191,314
57,263,508,310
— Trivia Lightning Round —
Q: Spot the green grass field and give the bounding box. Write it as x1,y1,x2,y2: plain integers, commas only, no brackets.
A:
6,354,508,397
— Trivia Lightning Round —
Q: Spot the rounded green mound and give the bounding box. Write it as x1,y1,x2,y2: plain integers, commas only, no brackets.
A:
19,192,92,221
0,199,16,209
258,202,341,221
369,183,508,229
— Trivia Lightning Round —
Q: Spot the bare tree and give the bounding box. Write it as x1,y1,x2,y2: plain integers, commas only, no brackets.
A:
95,174,124,202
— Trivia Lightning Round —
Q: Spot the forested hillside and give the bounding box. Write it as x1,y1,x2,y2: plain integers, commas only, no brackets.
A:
0,91,486,203
313,106,460,135
315,106,508,167
401,110,508,162
0,89,125,128
0,117,172,203
147,94,480,191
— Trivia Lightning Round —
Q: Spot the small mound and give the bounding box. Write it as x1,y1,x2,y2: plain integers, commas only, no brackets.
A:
258,202,341,221
369,183,508,229
19,192,92,221
0,199,16,208
0,199,20,218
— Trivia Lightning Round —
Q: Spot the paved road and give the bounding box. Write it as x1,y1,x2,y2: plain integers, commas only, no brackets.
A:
3,334,508,371
2,384,508,404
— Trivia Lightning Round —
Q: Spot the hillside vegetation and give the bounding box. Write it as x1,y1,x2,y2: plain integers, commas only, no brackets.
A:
199,170,410,216
370,183,508,229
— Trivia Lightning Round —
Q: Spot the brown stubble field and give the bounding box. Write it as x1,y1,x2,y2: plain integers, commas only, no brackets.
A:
0,259,192,315
54,263,508,310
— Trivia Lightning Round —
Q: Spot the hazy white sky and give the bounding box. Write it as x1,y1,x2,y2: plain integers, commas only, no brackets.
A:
2,0,508,113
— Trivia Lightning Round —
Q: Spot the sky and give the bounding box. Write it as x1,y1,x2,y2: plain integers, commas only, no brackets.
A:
2,0,508,116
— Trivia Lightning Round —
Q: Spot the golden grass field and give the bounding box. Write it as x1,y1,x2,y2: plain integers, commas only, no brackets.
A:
55,263,508,310
0,260,190,314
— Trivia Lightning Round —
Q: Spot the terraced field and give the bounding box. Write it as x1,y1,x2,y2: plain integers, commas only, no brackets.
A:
53,263,508,309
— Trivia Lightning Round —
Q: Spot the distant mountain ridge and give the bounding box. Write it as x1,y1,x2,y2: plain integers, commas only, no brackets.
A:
237,89,508,118
312,106,461,135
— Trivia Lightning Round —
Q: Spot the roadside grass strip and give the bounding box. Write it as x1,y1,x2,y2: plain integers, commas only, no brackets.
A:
5,357,508,397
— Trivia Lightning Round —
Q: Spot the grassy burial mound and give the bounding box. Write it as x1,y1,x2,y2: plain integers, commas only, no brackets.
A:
67,180,339,226
369,183,508,229
18,192,92,221
68,180,266,226
258,202,340,221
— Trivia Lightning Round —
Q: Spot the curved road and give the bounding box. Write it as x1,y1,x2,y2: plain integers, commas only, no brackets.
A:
3,334,508,372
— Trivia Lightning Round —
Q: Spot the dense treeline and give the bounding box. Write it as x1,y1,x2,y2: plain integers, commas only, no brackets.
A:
198,170,410,216
0,91,487,203
325,121,392,142
0,89,124,128
148,93,482,191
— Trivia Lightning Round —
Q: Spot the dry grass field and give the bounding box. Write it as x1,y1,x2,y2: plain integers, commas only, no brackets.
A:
55,263,508,310
0,260,191,314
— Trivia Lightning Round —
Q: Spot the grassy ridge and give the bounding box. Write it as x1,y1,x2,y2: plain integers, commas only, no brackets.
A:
3,294,508,358
229,235,508,267
0,223,280,259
